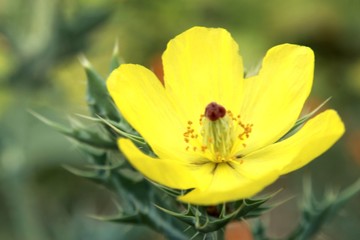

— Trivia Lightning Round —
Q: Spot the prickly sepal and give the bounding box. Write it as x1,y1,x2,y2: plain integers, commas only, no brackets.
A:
154,183,277,234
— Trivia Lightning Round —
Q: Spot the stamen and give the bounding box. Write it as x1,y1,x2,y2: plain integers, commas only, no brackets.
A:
183,102,253,164
201,145,207,152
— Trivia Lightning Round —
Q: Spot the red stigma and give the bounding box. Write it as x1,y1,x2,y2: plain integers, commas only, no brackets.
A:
205,102,226,121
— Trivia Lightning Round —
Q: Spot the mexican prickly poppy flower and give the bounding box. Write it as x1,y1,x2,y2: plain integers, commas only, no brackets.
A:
107,27,345,205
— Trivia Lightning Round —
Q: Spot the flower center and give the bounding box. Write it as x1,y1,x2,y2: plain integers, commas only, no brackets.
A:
202,102,234,162
183,102,253,163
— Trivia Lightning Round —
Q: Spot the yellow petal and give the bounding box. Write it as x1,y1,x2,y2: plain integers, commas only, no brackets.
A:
119,138,197,189
240,109,344,177
107,64,193,161
281,109,345,174
240,44,314,154
178,163,279,205
163,27,244,124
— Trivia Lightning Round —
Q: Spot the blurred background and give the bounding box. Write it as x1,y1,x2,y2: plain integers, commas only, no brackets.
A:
0,0,359,239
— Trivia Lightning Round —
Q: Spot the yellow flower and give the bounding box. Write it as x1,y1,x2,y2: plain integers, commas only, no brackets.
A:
107,27,345,205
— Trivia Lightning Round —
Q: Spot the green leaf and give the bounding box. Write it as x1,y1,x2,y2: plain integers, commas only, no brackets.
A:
155,194,276,234
79,55,120,122
62,164,108,182
279,98,331,141
236,191,279,219
155,204,197,226
252,219,269,240
89,212,140,224
151,182,184,198
30,111,117,149
109,41,123,72
288,178,360,240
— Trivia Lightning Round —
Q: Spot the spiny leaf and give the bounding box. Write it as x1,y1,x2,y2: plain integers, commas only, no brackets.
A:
62,164,109,182
79,55,120,121
155,204,196,226
29,110,73,135
96,115,146,144
234,191,280,219
80,54,135,141
95,115,154,155
89,212,139,224
289,178,360,240
30,111,117,149
151,181,184,198
189,231,201,240
154,191,279,233
84,161,123,171
194,204,243,232
279,98,331,141
109,41,123,72
243,206,271,218
328,178,360,212
246,195,293,219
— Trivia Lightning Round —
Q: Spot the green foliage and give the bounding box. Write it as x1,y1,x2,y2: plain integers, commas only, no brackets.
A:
251,220,269,240
31,111,117,150
1,1,112,89
287,178,360,240
156,195,274,233
250,178,360,240
79,55,120,122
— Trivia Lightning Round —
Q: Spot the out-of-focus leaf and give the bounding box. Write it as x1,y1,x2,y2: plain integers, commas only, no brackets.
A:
109,42,123,73
62,164,109,183
89,213,140,225
30,111,117,149
288,178,360,240
252,219,268,240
